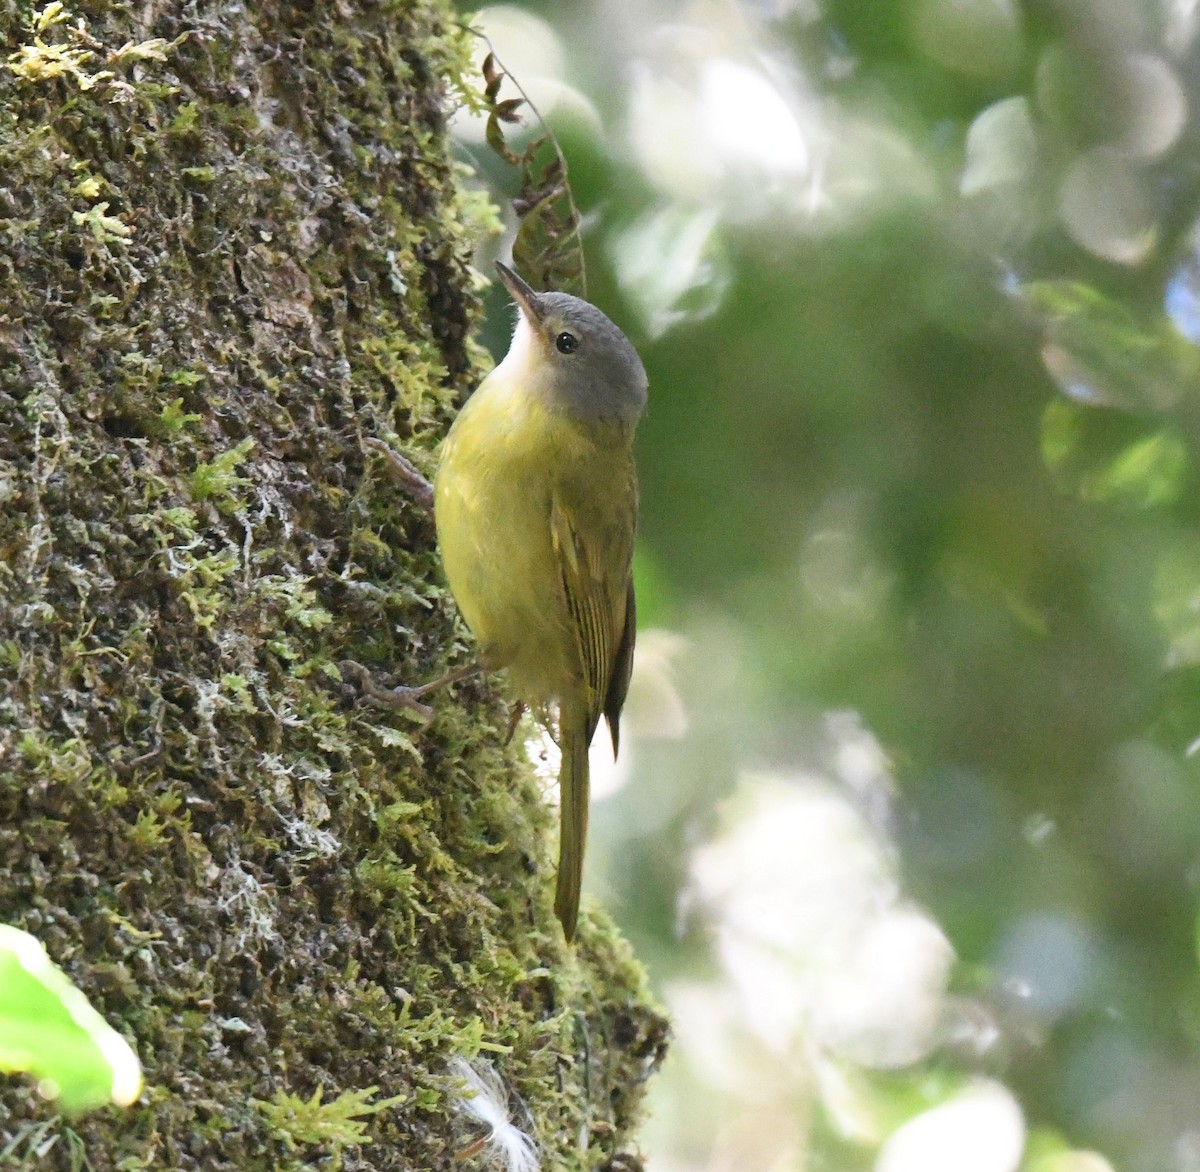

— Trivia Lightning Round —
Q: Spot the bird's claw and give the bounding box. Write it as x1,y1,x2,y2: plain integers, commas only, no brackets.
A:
502,701,527,746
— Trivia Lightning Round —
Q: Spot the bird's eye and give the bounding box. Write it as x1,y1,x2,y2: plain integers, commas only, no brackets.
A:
555,331,579,354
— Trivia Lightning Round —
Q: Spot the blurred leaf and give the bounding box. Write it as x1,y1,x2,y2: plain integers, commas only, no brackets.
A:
493,96,525,123
1042,400,1187,508
1021,280,1200,414
0,925,142,1113
511,143,583,295
609,204,727,338
468,38,584,293
482,51,502,101
1087,431,1187,506
1155,539,1200,669
484,111,522,167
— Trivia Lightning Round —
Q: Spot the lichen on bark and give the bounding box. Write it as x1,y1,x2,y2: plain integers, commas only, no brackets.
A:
0,1,667,1168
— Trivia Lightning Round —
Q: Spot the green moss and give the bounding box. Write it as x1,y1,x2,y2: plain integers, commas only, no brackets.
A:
128,808,171,850
254,1085,407,1170
188,438,255,511
155,396,204,437
0,0,666,1168
71,201,133,243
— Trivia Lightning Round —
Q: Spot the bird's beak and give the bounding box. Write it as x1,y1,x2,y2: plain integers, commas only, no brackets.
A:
495,261,543,325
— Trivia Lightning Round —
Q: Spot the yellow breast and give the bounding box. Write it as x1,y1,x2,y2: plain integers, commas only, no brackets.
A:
433,366,594,703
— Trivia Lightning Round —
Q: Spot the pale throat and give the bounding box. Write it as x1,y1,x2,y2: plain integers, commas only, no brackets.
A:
490,314,554,401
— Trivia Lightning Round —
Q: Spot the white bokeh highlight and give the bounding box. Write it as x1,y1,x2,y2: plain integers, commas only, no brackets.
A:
690,769,953,1069
875,1079,1025,1172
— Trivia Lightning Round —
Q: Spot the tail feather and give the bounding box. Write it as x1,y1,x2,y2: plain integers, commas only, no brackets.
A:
554,722,590,942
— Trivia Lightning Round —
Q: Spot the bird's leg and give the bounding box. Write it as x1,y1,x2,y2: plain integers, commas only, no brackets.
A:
346,439,464,715
502,701,527,746
362,436,434,510
340,660,482,720
350,438,441,710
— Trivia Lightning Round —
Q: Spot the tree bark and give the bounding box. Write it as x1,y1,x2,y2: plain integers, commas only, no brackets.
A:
0,1,666,1168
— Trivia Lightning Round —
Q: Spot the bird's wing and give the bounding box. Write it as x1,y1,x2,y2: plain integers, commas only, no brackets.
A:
549,488,634,742
604,578,636,759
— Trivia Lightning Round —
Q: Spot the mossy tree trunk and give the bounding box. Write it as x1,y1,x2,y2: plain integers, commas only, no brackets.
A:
0,1,666,1168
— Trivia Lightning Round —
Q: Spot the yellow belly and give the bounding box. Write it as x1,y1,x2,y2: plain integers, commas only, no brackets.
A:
434,374,600,706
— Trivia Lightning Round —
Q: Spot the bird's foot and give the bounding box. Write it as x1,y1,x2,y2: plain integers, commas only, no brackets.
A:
502,701,527,746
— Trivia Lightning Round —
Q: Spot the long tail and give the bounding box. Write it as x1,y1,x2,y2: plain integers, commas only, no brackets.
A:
554,720,590,942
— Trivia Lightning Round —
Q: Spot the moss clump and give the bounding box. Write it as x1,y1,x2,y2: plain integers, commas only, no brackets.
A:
254,1084,408,1169
0,1,666,1168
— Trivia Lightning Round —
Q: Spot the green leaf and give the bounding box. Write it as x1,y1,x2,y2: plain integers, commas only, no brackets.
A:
0,925,142,1114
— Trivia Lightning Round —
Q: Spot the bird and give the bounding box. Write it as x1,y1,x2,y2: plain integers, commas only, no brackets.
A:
431,262,647,941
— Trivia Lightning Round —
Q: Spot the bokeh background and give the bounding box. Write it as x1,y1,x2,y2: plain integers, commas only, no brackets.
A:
453,2,1200,1169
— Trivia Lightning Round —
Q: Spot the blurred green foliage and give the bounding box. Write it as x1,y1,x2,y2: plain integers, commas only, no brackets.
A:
458,1,1200,1168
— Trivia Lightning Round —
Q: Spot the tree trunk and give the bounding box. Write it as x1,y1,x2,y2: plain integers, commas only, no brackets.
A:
0,1,666,1168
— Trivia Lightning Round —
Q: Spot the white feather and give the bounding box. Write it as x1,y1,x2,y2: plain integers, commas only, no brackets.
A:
449,1056,540,1172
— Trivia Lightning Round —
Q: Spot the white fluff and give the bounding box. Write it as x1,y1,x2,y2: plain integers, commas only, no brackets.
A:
449,1057,540,1172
